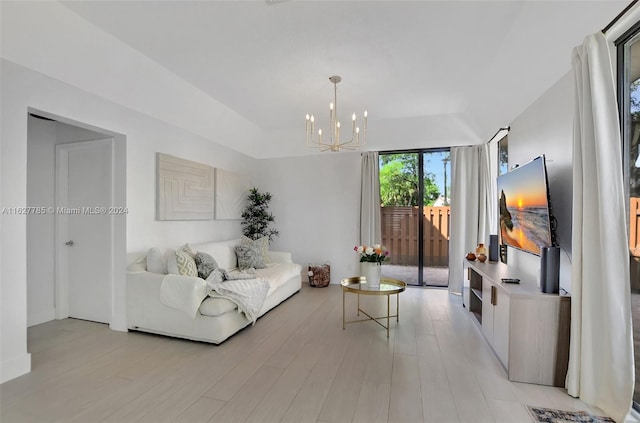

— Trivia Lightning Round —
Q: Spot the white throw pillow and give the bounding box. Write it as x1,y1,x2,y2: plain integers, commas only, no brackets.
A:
146,247,166,274
167,249,179,275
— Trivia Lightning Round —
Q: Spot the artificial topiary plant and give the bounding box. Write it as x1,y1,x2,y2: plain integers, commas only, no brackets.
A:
241,187,279,243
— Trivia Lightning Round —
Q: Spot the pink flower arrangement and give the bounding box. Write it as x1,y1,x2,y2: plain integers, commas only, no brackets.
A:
354,244,389,264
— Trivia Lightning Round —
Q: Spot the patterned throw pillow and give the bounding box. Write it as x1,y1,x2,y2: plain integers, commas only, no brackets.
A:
195,251,219,279
240,235,269,264
179,243,196,258
234,243,266,270
175,250,198,277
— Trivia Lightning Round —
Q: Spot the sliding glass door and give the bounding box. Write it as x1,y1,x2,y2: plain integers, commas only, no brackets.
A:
617,23,640,414
379,149,450,286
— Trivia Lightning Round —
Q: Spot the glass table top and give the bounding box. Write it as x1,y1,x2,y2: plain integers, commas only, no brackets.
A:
341,276,406,295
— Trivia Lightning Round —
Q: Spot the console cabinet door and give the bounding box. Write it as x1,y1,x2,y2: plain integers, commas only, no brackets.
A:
463,267,470,309
492,288,510,369
481,282,494,343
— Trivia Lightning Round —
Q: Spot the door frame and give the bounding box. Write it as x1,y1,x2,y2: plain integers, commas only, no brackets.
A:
379,148,450,286
55,138,114,322
615,21,640,415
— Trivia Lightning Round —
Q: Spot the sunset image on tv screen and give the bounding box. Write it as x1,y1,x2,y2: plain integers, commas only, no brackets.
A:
498,157,552,256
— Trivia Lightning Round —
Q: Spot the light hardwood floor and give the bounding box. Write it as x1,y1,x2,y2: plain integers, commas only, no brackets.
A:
1,285,602,423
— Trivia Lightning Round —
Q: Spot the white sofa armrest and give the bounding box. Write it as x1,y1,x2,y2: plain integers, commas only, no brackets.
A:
268,251,293,264
127,256,147,273
128,269,166,288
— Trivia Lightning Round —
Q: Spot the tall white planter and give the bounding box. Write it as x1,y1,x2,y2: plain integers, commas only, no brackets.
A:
360,262,381,288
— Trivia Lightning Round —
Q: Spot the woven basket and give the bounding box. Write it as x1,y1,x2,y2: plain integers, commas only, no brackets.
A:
308,263,330,288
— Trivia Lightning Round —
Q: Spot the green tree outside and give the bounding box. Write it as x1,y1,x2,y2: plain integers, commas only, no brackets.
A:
379,153,441,206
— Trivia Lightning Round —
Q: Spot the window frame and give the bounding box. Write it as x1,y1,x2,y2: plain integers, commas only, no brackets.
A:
615,20,640,414
378,148,450,286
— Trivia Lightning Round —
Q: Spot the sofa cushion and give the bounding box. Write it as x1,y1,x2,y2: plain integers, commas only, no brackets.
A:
195,252,218,279
199,297,237,317
254,262,302,296
146,247,166,274
240,235,270,264
191,239,239,270
235,243,266,270
176,250,198,277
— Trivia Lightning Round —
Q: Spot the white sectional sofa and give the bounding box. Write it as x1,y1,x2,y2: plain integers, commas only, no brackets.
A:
127,238,302,344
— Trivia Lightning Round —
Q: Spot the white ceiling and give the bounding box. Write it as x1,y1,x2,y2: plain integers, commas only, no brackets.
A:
10,1,631,158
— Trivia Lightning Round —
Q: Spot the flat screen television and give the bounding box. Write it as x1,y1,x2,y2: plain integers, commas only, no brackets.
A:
497,155,554,256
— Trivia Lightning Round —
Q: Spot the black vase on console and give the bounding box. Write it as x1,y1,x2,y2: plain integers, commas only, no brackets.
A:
540,246,560,294
489,234,499,262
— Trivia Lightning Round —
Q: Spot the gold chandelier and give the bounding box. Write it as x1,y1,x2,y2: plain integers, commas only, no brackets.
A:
305,76,367,152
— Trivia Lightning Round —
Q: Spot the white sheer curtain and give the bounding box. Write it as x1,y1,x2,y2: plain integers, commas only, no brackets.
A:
449,145,484,294
478,144,496,239
568,32,634,423
360,151,382,246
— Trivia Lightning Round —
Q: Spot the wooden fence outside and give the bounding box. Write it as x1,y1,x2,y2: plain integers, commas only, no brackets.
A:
380,198,640,263
381,206,450,267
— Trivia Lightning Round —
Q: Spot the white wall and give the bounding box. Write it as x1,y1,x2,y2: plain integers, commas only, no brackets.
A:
506,72,574,293
26,117,107,327
256,152,362,283
26,118,57,327
1,59,259,382
1,61,31,383
1,1,265,158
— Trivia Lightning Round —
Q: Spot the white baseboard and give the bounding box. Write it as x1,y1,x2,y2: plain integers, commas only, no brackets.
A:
109,314,127,332
1,353,31,383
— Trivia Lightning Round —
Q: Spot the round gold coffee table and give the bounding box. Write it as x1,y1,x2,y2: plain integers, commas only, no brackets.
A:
341,276,406,338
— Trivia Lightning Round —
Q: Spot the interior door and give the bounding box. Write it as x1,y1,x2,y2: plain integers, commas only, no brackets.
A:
56,139,113,323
